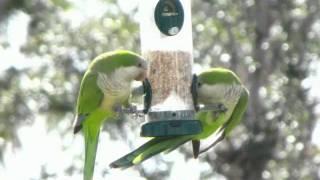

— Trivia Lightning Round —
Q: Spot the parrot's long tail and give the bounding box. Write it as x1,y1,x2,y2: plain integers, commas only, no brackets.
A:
110,136,191,169
83,124,100,180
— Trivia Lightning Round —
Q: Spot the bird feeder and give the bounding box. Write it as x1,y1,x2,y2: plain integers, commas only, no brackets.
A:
139,0,202,137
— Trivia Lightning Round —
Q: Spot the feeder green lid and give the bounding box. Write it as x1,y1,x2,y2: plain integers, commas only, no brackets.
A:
154,0,184,36
141,120,202,137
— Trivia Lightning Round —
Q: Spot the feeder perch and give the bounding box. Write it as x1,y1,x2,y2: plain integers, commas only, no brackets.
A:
139,0,202,137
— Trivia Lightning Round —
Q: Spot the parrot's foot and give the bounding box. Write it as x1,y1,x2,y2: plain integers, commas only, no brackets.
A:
212,103,228,118
126,105,146,119
217,103,228,113
124,105,137,113
113,105,123,113
200,103,227,113
114,105,138,114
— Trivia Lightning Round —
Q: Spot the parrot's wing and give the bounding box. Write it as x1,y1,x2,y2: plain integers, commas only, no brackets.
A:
199,87,249,155
73,72,104,134
110,136,190,169
223,87,249,135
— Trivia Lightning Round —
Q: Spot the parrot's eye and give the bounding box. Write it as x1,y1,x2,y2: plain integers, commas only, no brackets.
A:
138,63,142,67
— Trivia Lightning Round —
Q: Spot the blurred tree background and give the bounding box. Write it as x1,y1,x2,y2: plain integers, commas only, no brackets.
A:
0,0,320,179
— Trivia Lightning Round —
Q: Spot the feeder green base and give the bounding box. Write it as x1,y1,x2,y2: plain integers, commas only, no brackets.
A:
140,120,202,137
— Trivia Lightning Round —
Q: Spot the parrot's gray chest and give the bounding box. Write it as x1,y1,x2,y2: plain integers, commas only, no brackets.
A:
198,83,243,109
96,72,131,101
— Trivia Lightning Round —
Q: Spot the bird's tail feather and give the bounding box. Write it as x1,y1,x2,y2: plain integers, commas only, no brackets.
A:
84,125,100,180
110,136,191,169
164,137,190,154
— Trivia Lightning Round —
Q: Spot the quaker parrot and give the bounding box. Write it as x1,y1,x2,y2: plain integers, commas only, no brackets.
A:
73,50,147,180
109,67,249,168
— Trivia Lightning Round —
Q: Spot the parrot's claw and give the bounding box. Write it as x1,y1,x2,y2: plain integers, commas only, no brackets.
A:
200,103,227,113
114,105,146,120
217,103,228,113
114,105,139,114
126,105,138,114
113,105,123,113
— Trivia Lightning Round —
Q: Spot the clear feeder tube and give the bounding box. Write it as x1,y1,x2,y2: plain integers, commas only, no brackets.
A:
139,0,200,137
140,0,194,112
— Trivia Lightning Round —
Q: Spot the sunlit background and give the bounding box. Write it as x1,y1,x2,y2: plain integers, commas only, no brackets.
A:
0,0,320,179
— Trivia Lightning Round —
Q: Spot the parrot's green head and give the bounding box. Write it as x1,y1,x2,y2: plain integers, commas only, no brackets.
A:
196,68,242,104
90,50,147,81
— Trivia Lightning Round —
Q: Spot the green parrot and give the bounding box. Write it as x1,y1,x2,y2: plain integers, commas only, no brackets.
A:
109,67,249,168
73,50,147,180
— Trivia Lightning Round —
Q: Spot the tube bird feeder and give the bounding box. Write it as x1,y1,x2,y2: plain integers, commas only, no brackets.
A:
139,0,202,137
